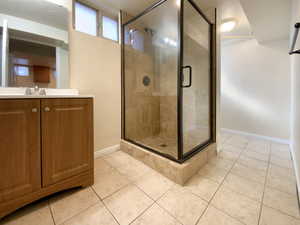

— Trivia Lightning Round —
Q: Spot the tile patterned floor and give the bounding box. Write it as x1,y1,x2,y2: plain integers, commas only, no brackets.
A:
1,133,300,225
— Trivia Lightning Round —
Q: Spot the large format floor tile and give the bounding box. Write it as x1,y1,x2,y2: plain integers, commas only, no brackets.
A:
3,134,300,225
131,204,181,225
49,187,99,225
114,161,151,181
223,173,264,202
271,143,290,152
218,150,240,162
268,164,295,180
242,150,269,162
103,184,153,225
198,163,229,183
94,157,114,174
259,206,300,225
225,135,248,148
246,140,270,155
271,148,292,160
103,151,136,168
211,187,261,225
238,155,268,171
134,171,174,200
92,170,130,199
157,186,208,225
221,144,245,154
270,155,293,169
184,174,220,202
0,201,54,225
263,187,300,218
197,205,244,225
231,163,266,184
266,172,297,195
62,203,118,225
207,157,235,171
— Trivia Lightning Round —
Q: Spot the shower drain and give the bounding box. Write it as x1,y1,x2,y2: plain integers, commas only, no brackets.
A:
159,143,168,148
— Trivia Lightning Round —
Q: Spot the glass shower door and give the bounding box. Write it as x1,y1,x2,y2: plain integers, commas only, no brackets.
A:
123,0,180,160
181,0,212,154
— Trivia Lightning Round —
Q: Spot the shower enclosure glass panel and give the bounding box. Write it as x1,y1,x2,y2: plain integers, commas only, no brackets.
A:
122,0,215,162
123,0,179,159
182,0,211,155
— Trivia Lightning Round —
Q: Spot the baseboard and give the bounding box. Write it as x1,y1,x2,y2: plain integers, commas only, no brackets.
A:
221,128,290,145
290,144,300,203
94,145,120,159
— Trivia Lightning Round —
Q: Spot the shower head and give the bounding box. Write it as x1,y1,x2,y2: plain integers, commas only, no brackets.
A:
129,28,138,33
144,28,155,36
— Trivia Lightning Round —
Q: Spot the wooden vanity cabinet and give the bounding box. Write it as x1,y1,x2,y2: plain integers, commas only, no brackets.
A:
0,100,41,203
41,99,93,187
0,98,94,219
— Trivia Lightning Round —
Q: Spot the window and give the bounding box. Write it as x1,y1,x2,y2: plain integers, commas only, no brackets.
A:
14,65,29,76
75,1,97,36
102,16,118,41
74,1,119,42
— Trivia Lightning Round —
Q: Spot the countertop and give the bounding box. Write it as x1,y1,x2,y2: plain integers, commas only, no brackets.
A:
0,95,94,99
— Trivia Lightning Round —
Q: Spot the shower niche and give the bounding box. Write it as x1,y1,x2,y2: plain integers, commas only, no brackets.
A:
121,0,217,183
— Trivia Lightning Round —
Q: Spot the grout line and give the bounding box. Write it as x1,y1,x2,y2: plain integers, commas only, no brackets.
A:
94,163,182,225
261,203,300,220
155,203,184,225
98,182,132,201
128,201,156,225
53,192,100,225
48,200,57,225
133,179,184,225
90,186,121,225
194,141,247,225
257,141,271,225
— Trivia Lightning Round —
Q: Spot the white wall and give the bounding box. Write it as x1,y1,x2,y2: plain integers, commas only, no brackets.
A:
69,30,121,152
0,13,68,43
0,34,2,86
56,47,69,88
221,38,291,140
290,0,300,197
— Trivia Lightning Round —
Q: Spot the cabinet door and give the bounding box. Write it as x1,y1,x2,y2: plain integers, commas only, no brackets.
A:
0,100,41,202
41,99,93,187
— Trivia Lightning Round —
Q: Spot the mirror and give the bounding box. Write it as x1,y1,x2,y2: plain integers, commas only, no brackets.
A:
0,0,69,89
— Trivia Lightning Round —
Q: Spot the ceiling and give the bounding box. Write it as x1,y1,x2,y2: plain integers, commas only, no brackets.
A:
0,0,68,30
239,0,291,42
0,0,290,42
96,0,290,42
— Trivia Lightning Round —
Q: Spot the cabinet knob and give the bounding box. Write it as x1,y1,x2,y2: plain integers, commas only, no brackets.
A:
32,108,38,113
44,107,51,112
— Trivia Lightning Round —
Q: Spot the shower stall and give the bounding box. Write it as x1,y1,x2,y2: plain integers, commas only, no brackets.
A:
121,0,216,163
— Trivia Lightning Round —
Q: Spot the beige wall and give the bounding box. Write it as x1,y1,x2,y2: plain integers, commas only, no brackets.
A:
69,30,121,151
221,39,291,140
291,0,300,196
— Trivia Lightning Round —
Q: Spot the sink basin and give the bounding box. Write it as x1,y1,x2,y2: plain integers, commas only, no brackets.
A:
0,88,79,96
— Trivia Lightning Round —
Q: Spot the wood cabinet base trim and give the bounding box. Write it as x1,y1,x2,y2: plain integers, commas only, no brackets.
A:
0,170,93,219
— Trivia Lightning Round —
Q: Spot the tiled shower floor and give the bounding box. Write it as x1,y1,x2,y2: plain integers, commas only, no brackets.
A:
1,133,299,225
137,127,210,159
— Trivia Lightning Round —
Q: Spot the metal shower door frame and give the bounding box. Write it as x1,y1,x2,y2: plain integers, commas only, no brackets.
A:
121,0,217,163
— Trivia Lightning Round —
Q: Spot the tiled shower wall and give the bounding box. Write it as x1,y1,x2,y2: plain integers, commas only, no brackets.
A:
124,31,210,149
124,45,161,141
182,34,210,133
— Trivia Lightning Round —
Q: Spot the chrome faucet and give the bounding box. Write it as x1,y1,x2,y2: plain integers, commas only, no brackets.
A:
25,87,32,95
39,88,46,96
33,85,40,95
25,86,46,96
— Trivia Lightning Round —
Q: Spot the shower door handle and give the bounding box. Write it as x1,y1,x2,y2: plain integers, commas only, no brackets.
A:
181,65,192,88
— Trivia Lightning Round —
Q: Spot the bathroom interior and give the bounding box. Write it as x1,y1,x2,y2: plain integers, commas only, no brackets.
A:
0,0,299,224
